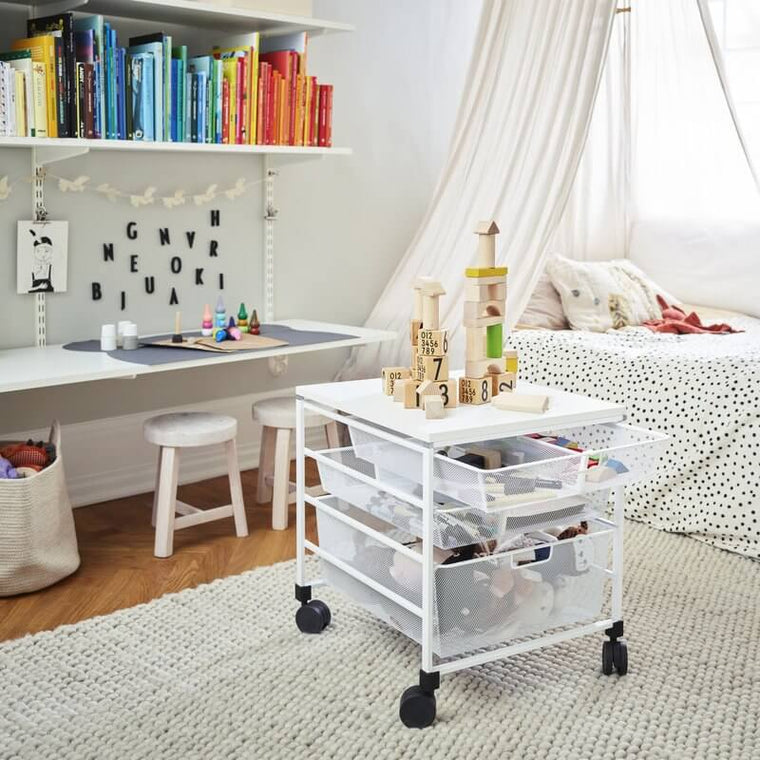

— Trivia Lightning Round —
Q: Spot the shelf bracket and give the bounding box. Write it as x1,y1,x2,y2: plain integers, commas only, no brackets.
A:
263,159,288,377
35,144,90,166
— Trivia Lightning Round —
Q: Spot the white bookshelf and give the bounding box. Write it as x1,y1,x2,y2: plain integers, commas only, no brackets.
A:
0,0,354,36
0,136,351,157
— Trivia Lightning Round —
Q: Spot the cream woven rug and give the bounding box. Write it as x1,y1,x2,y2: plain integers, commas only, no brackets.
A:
1,522,758,760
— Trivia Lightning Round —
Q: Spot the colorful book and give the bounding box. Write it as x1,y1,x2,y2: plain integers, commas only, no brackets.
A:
27,12,75,137
73,15,104,137
0,51,35,136
171,45,187,141
127,40,162,141
130,52,154,141
130,32,171,141
12,36,57,137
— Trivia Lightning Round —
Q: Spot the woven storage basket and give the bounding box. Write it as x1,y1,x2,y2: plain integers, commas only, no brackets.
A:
0,421,80,596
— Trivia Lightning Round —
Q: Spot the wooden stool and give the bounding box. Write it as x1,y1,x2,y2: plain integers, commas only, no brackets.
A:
144,412,248,558
253,397,340,530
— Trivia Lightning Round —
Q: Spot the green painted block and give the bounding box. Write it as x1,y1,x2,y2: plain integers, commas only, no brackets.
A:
486,323,503,358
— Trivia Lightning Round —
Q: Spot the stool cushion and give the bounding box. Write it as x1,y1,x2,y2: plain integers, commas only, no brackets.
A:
144,412,238,448
253,397,329,429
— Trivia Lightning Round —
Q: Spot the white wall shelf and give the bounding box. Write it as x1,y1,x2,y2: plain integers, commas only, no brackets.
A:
0,136,352,164
0,0,354,36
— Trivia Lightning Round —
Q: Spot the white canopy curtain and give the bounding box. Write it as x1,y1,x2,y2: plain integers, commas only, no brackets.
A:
337,0,618,380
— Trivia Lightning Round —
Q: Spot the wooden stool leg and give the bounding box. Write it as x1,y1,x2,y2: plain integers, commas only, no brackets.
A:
154,446,179,558
256,425,277,503
272,427,292,530
325,421,340,449
226,438,248,538
151,446,163,527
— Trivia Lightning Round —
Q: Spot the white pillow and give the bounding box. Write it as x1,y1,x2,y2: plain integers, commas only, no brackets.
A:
518,273,569,330
546,256,676,332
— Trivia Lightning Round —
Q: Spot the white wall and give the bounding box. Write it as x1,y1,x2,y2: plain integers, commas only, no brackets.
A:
0,0,480,503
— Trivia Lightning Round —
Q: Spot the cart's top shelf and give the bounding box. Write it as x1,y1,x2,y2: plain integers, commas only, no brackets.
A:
0,0,354,36
297,375,627,447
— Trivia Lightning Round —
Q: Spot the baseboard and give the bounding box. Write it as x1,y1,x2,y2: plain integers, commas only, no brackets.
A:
3,391,327,508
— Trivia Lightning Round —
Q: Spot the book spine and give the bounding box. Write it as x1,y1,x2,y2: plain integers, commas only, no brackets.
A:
0,64,8,136
317,84,326,147
15,71,26,136
235,56,243,144
77,62,85,137
170,59,178,142
325,84,333,148
221,77,229,144
256,62,265,145
190,73,198,142
310,77,318,146
65,18,77,139
54,36,67,136
184,72,191,142
43,37,57,137
32,63,47,137
239,55,248,144
288,52,297,146
214,60,222,144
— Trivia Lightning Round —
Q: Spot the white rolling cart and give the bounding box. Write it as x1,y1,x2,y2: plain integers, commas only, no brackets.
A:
293,377,668,728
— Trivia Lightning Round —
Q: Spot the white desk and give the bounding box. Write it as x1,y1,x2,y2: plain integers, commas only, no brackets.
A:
0,320,395,394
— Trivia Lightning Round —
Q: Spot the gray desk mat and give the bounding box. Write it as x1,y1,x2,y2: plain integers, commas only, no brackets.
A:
62,324,359,366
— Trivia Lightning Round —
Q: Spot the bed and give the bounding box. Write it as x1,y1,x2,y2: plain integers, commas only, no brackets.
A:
509,309,760,558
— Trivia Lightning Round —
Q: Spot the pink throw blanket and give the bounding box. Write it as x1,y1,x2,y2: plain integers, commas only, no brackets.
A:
643,296,742,334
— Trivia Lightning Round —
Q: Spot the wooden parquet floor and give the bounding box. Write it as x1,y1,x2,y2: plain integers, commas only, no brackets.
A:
0,463,320,643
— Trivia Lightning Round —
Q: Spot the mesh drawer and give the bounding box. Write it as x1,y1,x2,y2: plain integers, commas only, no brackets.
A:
315,500,612,658
537,424,669,490
316,448,605,549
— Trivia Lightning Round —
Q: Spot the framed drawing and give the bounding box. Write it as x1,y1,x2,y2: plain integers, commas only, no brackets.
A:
17,220,69,294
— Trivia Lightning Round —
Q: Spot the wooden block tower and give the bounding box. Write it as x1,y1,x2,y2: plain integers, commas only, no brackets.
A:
382,278,457,417
459,220,515,405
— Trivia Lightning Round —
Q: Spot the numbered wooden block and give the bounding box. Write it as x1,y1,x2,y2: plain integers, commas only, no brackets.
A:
403,380,423,409
417,329,448,357
491,371,516,396
459,376,492,405
504,349,518,375
394,378,413,402
493,392,549,413
464,280,507,303
415,354,449,383
465,357,506,379
424,395,445,419
410,319,423,346
418,378,457,408
382,366,411,396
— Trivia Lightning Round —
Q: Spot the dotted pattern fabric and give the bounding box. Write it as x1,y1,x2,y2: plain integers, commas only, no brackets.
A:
510,317,760,558
1,522,758,759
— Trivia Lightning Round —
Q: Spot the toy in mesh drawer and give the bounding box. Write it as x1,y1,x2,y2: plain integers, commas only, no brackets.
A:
316,449,606,549
315,501,612,659
349,427,584,511
528,423,669,490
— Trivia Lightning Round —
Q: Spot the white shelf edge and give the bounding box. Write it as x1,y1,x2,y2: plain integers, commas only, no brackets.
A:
0,0,355,36
0,136,352,157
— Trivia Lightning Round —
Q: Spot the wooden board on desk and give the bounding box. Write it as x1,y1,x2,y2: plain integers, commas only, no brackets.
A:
145,333,288,352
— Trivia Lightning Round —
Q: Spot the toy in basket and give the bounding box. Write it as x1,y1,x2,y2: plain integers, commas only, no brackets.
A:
381,220,549,418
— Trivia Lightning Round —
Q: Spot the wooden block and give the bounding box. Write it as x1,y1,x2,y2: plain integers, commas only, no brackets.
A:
465,327,487,363
415,354,449,382
424,395,445,419
465,356,506,378
464,273,508,286
431,378,457,408
459,376,492,405
382,366,411,396
417,329,448,357
475,236,496,269
394,378,412,402
462,314,504,328
474,219,500,235
463,299,505,321
493,392,549,413
504,349,518,375
486,323,503,358
409,319,423,346
464,281,506,302
465,266,508,278
491,371,516,396
403,380,423,409
464,445,502,469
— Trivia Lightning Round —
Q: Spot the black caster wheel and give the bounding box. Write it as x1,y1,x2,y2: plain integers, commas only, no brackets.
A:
612,639,628,675
602,640,614,675
295,599,331,634
399,685,436,729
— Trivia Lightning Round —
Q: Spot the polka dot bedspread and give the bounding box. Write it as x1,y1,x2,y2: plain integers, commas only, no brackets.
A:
509,315,760,558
